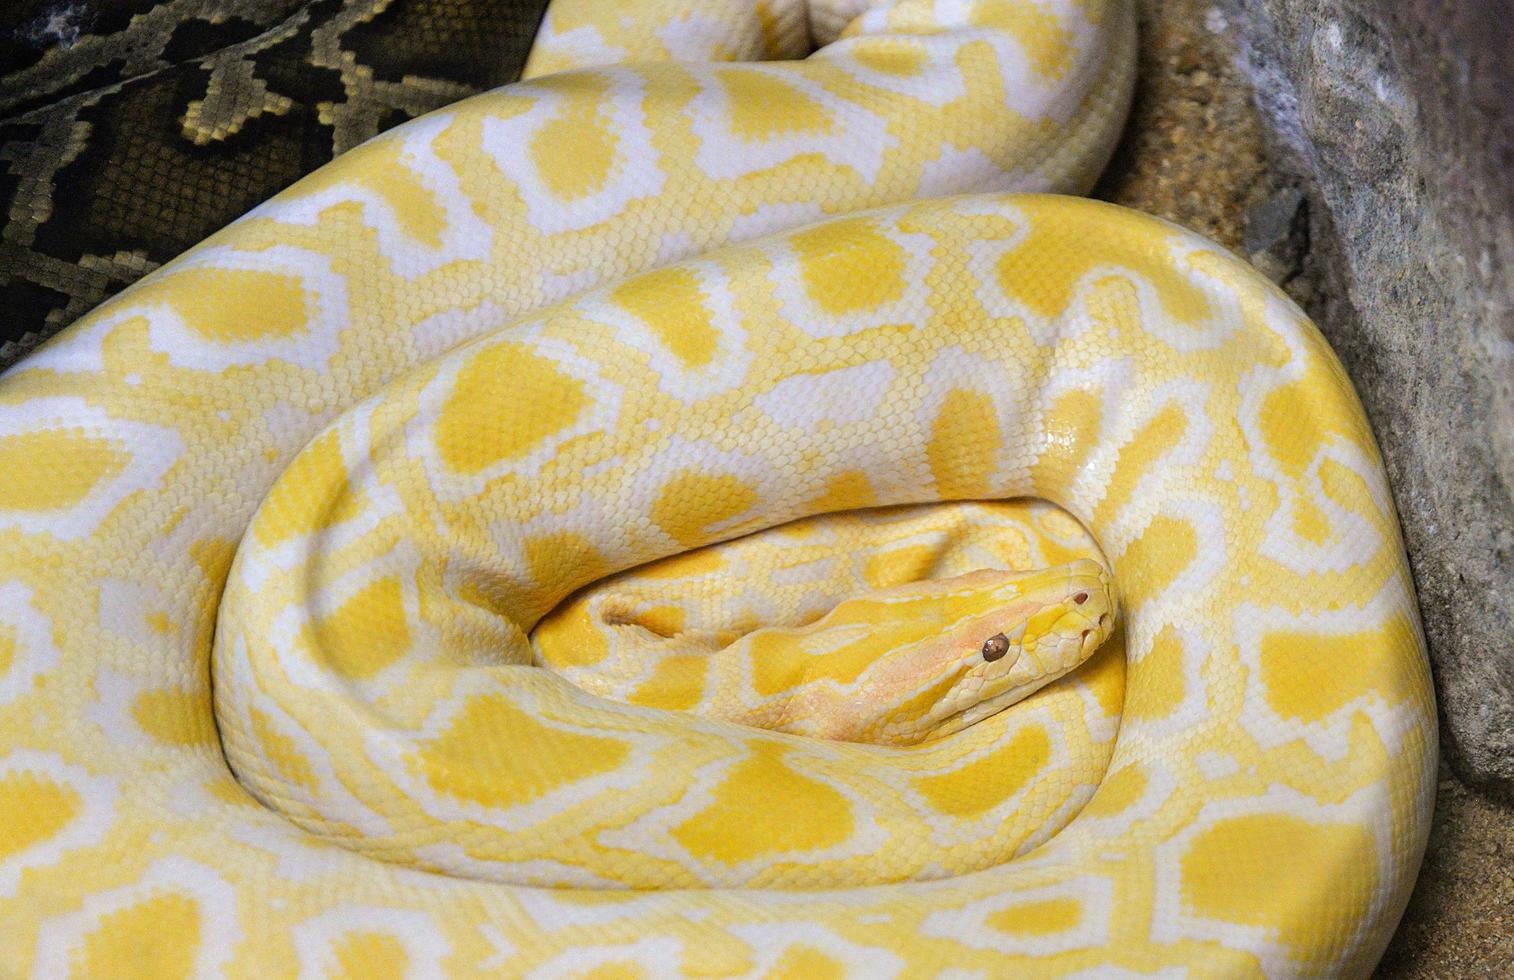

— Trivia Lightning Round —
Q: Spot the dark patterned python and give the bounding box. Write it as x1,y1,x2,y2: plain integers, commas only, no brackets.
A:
0,0,550,366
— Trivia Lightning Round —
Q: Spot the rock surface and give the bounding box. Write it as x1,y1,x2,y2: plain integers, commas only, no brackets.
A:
1101,2,1514,974
1222,0,1514,796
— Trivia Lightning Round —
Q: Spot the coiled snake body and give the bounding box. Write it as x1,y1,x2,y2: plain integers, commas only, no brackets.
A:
0,0,1434,976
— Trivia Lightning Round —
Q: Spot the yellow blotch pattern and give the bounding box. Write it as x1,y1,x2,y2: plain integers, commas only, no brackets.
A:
75,893,201,980
1093,403,1187,528
166,268,310,344
612,267,719,369
530,604,610,670
1259,616,1418,723
1115,515,1197,607
413,694,628,808
969,0,1074,78
530,75,619,201
719,70,832,141
1126,626,1187,721
985,897,1083,937
928,389,1001,499
863,544,938,588
768,945,847,980
790,219,907,315
910,726,1051,818
249,708,318,794
629,604,685,637
254,429,364,546
0,431,126,512
1258,367,1370,549
1320,455,1388,533
1031,388,1103,494
0,772,79,863
650,471,759,548
331,932,410,980
746,626,874,696
809,470,877,513
672,742,853,862
850,39,928,76
131,689,214,747
1082,764,1147,819
1180,813,1379,960
522,531,614,599
434,342,589,475
1080,631,1128,719
628,653,710,711
1290,496,1335,545
348,142,447,248
998,203,1212,324
309,576,412,681
1257,371,1359,481
189,537,237,586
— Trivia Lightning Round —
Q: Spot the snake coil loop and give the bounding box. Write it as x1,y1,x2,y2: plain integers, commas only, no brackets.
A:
0,1,1432,976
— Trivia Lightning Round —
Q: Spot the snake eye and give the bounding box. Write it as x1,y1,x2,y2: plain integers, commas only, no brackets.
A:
981,633,1010,662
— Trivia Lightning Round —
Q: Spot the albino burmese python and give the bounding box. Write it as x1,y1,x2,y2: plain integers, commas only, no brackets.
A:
0,0,1436,975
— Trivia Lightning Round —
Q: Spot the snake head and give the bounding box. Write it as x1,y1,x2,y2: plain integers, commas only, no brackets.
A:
857,558,1116,745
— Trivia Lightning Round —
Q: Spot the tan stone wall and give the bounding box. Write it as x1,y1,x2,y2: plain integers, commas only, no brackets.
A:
1098,2,1514,972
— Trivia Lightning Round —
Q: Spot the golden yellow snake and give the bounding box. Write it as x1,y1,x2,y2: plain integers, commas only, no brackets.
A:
0,0,1434,975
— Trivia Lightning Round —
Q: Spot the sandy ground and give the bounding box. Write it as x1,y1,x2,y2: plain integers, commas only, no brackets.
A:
1095,2,1514,975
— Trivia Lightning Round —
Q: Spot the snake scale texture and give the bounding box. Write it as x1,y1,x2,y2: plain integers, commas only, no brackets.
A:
0,0,1435,976
0,0,550,364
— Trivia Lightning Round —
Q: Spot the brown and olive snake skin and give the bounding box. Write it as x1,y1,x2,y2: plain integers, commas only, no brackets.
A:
0,0,551,365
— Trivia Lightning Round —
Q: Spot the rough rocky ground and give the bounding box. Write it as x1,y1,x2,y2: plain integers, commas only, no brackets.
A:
1226,0,1514,800
1095,2,1514,974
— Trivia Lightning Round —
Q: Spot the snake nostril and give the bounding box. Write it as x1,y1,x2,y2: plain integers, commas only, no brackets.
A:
1073,591,1088,605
